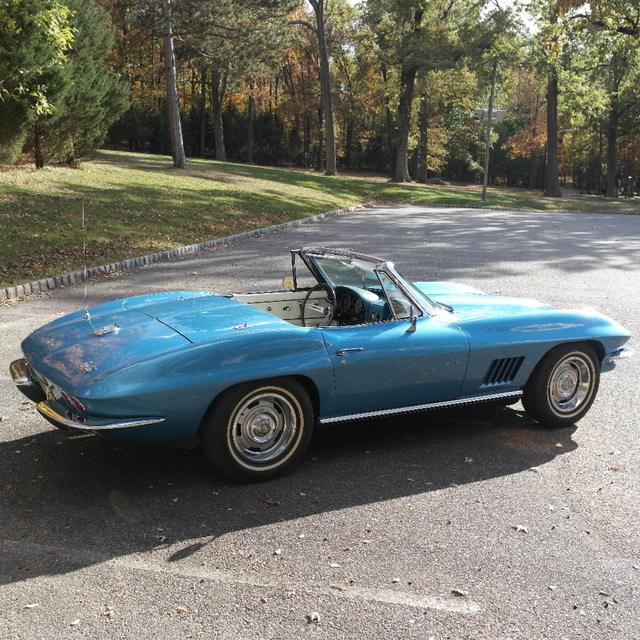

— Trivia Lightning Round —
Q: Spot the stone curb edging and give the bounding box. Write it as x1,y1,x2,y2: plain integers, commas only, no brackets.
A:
0,204,364,304
2,201,638,304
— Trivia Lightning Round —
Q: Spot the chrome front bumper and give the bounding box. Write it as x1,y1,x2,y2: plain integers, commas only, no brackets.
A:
602,346,634,372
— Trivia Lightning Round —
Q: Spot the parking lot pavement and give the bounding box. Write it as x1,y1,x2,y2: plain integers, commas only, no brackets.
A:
1,205,639,640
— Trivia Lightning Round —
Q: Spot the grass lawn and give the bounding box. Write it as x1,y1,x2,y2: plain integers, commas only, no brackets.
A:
1,149,638,288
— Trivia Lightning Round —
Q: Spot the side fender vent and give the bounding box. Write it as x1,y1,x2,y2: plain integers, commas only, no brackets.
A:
483,356,525,386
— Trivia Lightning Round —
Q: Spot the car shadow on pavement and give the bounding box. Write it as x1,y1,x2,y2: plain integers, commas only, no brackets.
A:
0,404,577,585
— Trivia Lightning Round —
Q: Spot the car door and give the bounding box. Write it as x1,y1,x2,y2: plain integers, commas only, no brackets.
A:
318,316,470,418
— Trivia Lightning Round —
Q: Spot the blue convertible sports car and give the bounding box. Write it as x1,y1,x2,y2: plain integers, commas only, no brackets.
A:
11,247,632,481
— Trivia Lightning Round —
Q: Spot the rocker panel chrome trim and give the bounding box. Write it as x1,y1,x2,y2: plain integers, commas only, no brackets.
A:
319,391,523,424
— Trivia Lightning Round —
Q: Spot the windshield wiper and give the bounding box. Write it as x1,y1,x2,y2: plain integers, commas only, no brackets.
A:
437,301,455,313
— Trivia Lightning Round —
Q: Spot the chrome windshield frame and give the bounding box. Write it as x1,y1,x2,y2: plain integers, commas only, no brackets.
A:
293,247,437,318
376,261,436,319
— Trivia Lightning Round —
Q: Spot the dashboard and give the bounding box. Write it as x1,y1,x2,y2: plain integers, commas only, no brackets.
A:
334,286,388,325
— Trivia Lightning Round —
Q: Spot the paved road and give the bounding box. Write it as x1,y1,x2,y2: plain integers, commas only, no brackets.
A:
1,205,639,640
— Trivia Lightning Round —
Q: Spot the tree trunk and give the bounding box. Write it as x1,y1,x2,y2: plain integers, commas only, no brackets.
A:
392,7,424,183
211,69,227,162
605,101,619,197
381,66,395,175
345,119,353,170
597,129,604,193
416,95,429,183
304,114,311,168
527,153,538,190
310,0,337,176
33,124,45,169
393,64,418,182
544,71,560,197
199,67,207,157
246,91,255,164
316,106,324,172
161,0,186,169
482,61,498,201
387,110,396,176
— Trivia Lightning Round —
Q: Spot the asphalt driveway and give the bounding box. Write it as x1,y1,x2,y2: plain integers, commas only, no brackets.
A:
1,205,639,639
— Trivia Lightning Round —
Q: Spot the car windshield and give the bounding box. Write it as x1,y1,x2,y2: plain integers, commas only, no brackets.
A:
300,249,439,316
312,254,380,289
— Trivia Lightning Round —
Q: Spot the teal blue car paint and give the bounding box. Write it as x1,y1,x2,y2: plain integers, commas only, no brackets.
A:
319,315,470,417
10,247,632,480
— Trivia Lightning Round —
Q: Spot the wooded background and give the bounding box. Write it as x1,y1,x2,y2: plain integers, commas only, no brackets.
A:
2,0,639,197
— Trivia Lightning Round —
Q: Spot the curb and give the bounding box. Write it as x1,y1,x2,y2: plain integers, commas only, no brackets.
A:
2,201,638,304
0,203,363,304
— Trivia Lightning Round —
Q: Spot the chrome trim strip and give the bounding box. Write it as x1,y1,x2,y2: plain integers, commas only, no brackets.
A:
297,247,436,319
319,391,523,424
37,402,165,431
300,246,387,265
379,261,434,318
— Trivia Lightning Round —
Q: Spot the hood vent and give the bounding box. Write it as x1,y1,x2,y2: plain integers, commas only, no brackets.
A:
483,356,524,386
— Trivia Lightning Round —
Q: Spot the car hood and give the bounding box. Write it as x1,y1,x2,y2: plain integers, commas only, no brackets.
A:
415,282,555,320
21,291,283,391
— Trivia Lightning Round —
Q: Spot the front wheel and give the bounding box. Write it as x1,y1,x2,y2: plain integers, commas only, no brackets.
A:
522,343,600,427
201,378,314,482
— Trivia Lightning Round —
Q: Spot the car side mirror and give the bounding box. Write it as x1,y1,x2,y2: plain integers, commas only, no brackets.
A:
406,309,417,333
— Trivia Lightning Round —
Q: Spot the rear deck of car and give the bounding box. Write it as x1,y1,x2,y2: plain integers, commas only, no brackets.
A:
233,289,329,326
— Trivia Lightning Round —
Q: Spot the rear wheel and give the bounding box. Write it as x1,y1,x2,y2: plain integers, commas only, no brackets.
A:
523,343,600,427
201,378,313,482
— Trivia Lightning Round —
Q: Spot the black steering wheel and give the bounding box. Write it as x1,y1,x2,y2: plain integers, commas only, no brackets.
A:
301,283,337,327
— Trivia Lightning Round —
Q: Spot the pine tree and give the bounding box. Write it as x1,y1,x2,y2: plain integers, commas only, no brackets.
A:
0,0,74,162
30,0,130,166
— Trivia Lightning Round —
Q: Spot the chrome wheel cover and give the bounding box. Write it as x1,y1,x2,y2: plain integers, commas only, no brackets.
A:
229,390,299,465
547,354,592,415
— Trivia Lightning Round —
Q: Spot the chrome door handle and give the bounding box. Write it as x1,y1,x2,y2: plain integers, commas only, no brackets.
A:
336,347,364,356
